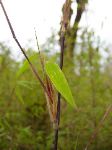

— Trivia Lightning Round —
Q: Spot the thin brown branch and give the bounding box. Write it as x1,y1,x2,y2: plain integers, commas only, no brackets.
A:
0,0,46,92
85,104,112,150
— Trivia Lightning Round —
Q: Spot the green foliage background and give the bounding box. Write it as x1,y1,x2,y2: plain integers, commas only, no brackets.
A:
0,29,112,150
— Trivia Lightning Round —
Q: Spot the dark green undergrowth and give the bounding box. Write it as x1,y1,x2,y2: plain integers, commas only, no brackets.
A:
0,30,112,150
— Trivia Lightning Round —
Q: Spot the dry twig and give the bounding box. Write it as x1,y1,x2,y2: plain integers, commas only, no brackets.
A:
85,104,112,150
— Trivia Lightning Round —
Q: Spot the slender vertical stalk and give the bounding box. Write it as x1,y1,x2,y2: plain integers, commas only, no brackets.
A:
52,0,72,149
52,34,65,150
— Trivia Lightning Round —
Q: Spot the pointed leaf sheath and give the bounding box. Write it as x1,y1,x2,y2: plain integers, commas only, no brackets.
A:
45,61,77,108
45,76,57,124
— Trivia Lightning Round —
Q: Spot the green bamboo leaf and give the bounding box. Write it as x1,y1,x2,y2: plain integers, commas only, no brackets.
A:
45,61,77,108
16,54,37,78
16,61,29,78
17,80,36,90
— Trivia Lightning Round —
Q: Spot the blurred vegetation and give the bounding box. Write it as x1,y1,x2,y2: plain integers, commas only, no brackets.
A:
0,29,112,150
